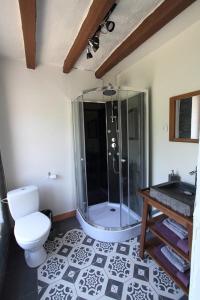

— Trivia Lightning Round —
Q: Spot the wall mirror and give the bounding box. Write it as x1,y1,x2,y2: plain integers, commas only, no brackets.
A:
169,90,200,143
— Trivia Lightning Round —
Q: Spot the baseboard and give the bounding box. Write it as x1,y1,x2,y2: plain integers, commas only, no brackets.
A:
53,210,76,222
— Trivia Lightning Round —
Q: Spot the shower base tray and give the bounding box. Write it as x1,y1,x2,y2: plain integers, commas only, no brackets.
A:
76,209,141,242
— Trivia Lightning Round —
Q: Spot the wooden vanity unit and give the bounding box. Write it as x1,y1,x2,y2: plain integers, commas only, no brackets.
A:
139,189,193,295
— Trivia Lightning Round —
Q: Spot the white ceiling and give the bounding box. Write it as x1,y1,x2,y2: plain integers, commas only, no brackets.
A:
75,0,163,71
0,0,174,72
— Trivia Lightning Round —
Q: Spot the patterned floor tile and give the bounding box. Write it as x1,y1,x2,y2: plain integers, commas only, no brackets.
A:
122,278,158,300
37,220,186,300
92,253,107,268
44,237,63,256
130,242,153,265
57,244,72,257
63,229,85,247
82,235,95,246
104,279,124,299
40,279,77,300
38,280,48,299
124,236,138,245
93,240,117,255
105,253,134,283
68,244,95,269
133,262,150,282
149,265,184,300
75,265,108,299
62,265,80,284
116,243,130,255
38,254,68,284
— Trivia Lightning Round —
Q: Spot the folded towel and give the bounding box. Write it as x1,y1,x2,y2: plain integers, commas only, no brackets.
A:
161,246,190,272
154,222,189,254
163,218,188,240
153,245,179,274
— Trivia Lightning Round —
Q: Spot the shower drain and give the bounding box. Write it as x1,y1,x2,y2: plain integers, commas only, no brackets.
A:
110,208,116,212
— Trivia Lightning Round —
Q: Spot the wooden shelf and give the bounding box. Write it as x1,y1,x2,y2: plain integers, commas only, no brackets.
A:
139,188,193,295
146,238,189,295
148,214,190,262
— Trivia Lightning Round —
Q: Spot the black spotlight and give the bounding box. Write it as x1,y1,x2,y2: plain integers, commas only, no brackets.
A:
91,36,99,52
106,20,115,32
86,46,93,59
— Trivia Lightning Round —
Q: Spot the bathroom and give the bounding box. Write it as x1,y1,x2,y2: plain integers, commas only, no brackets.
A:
0,1,200,299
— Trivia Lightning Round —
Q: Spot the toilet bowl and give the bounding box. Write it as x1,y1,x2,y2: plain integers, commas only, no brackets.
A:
7,186,51,268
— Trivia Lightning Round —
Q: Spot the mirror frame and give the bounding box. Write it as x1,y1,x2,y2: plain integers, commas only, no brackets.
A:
169,90,200,143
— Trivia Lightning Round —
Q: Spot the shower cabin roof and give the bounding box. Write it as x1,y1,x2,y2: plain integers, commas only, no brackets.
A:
79,89,141,103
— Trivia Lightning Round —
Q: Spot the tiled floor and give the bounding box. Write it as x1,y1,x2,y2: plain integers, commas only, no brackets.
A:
2,217,80,299
38,218,188,300
1,217,188,299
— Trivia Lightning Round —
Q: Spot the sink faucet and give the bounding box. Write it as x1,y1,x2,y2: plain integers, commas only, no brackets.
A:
189,167,197,188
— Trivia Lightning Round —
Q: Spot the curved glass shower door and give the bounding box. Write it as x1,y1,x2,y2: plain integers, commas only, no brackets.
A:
73,88,148,234
72,96,88,219
118,91,145,227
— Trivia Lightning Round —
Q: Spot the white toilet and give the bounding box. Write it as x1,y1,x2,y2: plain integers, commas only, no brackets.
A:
7,185,51,268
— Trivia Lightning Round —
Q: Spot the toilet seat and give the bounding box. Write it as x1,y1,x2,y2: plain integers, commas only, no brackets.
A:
14,211,51,243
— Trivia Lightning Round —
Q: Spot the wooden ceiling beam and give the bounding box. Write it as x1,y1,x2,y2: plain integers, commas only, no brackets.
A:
18,0,36,69
95,0,196,78
63,0,115,74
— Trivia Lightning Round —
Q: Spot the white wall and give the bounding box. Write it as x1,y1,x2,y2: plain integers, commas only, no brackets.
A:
105,20,200,185
0,59,101,215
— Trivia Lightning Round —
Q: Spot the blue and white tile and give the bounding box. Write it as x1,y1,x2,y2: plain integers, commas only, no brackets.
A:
93,240,117,255
104,278,124,300
149,264,184,300
38,254,68,284
82,235,95,246
92,253,107,268
62,265,80,284
105,253,134,282
38,280,48,299
40,279,77,300
116,243,130,255
44,237,63,256
124,236,138,246
68,244,95,269
130,242,153,266
37,224,188,300
133,262,150,283
75,265,108,299
122,278,158,300
63,229,85,247
57,244,73,257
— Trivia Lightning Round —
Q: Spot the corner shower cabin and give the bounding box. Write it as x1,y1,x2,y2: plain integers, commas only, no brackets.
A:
72,86,149,242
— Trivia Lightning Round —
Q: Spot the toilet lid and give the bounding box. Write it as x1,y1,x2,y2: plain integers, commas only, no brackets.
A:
14,212,51,243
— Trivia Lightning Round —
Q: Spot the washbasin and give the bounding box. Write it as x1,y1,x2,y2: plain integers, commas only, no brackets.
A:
150,181,196,217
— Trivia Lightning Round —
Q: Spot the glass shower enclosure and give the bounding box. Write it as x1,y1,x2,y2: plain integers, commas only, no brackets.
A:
72,88,149,242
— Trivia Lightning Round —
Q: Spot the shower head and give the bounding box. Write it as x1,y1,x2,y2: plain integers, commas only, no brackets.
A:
82,84,117,98
102,84,116,96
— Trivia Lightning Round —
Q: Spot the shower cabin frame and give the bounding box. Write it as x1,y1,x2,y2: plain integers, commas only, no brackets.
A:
72,88,149,242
